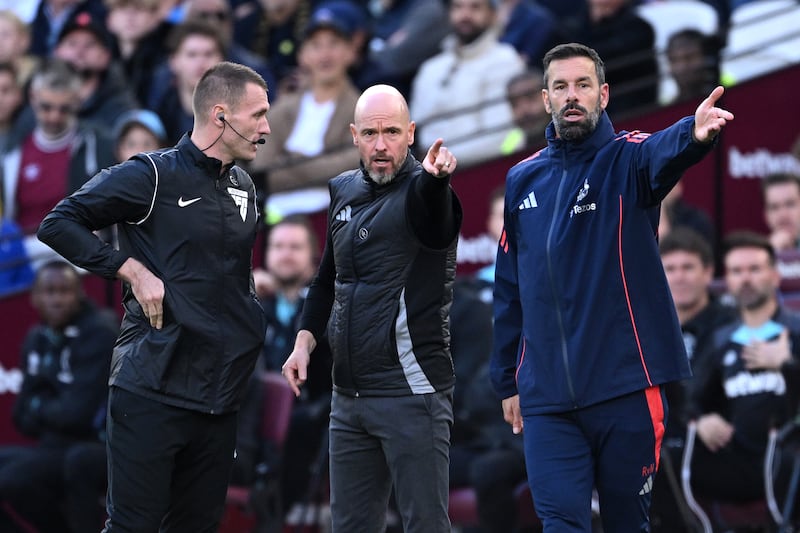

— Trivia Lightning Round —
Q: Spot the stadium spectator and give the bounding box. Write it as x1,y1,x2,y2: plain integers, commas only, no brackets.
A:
104,0,172,107
1,59,114,269
184,0,277,98
659,180,715,248
449,199,527,532
28,0,106,57
0,10,39,86
315,0,370,85
151,20,225,144
665,28,722,106
496,0,562,67
0,62,23,153
232,0,316,92
357,0,449,98
762,173,800,253
0,64,32,295
249,3,360,199
410,0,525,168
237,215,333,513
650,227,736,531
475,185,505,284
0,260,117,533
661,228,737,415
52,10,138,129
111,108,168,163
573,0,660,118
500,68,548,156
253,217,322,374
687,232,800,507
61,438,107,533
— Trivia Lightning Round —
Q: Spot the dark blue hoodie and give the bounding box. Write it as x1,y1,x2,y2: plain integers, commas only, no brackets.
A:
492,111,714,415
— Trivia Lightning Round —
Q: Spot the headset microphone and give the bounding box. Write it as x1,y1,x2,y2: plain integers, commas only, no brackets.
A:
218,113,265,145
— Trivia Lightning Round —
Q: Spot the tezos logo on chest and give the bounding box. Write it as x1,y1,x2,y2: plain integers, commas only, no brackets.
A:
570,178,597,218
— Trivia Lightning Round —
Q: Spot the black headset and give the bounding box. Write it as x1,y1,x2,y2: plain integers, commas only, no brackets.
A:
217,113,265,145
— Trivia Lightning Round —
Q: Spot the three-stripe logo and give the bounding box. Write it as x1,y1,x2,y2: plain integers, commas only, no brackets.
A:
335,205,352,222
518,191,538,210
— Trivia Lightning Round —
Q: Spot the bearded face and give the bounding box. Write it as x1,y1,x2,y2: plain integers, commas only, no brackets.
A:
551,97,603,142
543,56,609,143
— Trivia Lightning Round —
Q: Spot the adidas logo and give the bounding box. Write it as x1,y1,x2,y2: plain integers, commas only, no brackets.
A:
335,205,352,222
518,191,538,210
639,475,653,495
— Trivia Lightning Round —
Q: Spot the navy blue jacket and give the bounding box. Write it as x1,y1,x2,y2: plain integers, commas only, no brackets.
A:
492,112,713,415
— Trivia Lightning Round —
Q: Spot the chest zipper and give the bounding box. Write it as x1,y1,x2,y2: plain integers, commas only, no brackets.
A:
545,157,577,407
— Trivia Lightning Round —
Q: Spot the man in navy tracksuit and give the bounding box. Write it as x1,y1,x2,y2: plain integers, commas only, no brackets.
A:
490,43,734,532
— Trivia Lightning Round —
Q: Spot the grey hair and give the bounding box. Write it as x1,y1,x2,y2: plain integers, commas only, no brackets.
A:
30,58,82,95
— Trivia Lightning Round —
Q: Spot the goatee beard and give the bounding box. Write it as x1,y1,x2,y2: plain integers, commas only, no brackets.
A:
369,170,395,185
367,153,406,185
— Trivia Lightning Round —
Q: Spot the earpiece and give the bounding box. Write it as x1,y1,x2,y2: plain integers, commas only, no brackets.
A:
216,112,266,145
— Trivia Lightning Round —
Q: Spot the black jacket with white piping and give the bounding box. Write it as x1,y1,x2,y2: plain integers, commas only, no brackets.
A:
38,135,266,414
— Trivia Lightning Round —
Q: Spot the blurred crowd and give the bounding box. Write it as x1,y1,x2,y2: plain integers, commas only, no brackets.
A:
0,0,778,273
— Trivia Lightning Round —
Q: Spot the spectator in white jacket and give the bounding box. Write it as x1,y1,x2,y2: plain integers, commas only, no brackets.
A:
409,0,524,168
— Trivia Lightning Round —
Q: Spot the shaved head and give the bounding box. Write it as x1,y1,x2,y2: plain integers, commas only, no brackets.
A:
350,84,415,185
354,84,410,126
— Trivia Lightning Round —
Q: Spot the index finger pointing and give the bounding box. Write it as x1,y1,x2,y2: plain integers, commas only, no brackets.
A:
703,86,725,109
430,138,444,159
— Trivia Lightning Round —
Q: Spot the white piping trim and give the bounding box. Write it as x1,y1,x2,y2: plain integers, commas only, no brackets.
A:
128,152,160,225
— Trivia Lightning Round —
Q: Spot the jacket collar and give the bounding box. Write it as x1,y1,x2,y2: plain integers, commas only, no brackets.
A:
179,134,234,176
545,110,616,162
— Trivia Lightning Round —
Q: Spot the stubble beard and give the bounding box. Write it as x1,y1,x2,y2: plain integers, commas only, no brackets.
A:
735,285,771,311
273,272,304,289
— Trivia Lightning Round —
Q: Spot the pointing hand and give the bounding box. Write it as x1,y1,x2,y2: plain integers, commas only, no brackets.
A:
693,86,734,143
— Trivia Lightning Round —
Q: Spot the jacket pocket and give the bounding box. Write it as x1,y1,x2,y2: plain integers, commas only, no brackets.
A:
129,322,183,390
